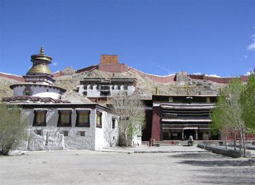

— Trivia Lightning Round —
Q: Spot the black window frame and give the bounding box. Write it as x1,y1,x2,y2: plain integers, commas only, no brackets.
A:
112,118,116,129
63,131,69,136
75,110,90,127
35,130,42,135
96,111,102,128
80,131,86,136
124,84,128,90
57,110,72,127
33,110,47,126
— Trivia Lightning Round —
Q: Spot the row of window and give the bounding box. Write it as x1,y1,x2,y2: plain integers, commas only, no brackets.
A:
34,110,103,128
84,85,128,90
35,130,86,137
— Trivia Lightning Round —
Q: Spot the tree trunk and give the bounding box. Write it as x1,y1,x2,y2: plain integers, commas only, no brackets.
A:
1,145,11,156
234,131,237,150
239,130,243,153
225,135,228,149
124,131,128,147
242,129,246,157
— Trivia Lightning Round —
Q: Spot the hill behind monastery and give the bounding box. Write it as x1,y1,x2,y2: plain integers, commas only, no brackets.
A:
0,66,224,102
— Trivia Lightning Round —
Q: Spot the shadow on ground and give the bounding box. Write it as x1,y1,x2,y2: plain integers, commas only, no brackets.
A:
172,152,229,159
179,158,255,167
192,167,255,184
174,152,255,184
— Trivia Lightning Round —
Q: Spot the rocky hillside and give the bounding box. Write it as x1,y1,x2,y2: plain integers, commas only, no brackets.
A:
54,69,225,98
1,68,225,102
0,77,19,101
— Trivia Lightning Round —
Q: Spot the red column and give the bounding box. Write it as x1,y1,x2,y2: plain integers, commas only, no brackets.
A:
151,106,161,141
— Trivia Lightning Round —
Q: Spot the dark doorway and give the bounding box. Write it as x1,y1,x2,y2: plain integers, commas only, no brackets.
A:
184,129,195,140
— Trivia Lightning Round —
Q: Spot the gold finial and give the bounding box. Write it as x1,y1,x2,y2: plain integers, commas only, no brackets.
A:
40,46,45,55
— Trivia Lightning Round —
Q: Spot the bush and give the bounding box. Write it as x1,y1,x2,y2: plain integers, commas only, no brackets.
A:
0,104,29,155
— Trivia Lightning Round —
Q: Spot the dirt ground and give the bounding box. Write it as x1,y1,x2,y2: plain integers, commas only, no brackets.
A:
0,148,255,185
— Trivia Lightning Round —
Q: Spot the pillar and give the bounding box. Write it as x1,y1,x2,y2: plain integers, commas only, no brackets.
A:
151,106,162,141
195,129,198,140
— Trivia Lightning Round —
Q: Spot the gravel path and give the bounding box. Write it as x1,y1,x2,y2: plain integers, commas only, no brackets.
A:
0,149,254,185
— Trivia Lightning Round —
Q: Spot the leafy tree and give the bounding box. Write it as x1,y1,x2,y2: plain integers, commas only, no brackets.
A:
110,94,145,147
211,79,247,155
241,74,255,133
0,104,29,155
211,91,233,149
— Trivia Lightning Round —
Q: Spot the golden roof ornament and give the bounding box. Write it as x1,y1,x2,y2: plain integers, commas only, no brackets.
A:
40,46,45,55
31,46,52,63
27,47,52,75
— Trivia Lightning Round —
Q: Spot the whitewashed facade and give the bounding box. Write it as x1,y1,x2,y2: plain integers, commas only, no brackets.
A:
20,104,119,150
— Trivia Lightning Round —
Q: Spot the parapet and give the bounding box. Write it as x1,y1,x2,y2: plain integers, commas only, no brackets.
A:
100,55,119,64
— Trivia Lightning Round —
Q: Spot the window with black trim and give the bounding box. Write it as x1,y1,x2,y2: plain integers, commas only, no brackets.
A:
76,110,90,127
83,91,87,96
124,84,128,90
80,131,85,136
63,131,69,136
35,130,42,135
96,111,102,128
112,118,116,129
58,110,72,127
33,110,47,126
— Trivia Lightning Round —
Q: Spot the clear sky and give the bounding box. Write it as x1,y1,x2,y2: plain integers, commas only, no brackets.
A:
0,0,254,77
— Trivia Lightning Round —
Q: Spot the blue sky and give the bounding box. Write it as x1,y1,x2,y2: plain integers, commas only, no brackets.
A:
0,0,254,77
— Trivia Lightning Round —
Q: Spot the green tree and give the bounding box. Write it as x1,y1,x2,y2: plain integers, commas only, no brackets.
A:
110,94,145,147
211,79,247,155
211,91,233,149
0,104,29,155
241,74,255,133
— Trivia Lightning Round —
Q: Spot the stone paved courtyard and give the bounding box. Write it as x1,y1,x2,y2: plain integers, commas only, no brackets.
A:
0,146,255,185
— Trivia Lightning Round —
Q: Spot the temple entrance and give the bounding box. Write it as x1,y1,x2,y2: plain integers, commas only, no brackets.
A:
183,129,195,140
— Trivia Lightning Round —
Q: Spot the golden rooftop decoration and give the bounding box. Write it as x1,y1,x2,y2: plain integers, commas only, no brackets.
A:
40,46,45,55
27,47,52,75
27,64,52,75
31,46,52,63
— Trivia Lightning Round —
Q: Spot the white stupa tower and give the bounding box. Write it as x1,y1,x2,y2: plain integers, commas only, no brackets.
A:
5,47,66,102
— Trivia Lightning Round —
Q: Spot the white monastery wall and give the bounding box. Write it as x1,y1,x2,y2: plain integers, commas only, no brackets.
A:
21,108,108,151
13,86,62,99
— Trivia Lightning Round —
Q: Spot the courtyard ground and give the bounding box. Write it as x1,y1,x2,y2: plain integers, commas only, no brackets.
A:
0,145,255,185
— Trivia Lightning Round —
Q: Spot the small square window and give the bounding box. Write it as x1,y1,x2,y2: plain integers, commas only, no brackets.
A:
63,131,69,136
83,91,87,96
35,130,42,136
80,131,85,136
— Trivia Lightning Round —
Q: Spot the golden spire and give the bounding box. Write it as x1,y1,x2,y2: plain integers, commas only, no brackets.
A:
40,46,45,55
27,47,53,75
31,46,52,63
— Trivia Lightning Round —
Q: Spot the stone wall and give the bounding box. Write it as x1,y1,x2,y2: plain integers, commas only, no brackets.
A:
0,72,24,82
129,67,176,83
21,107,118,151
98,63,128,73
